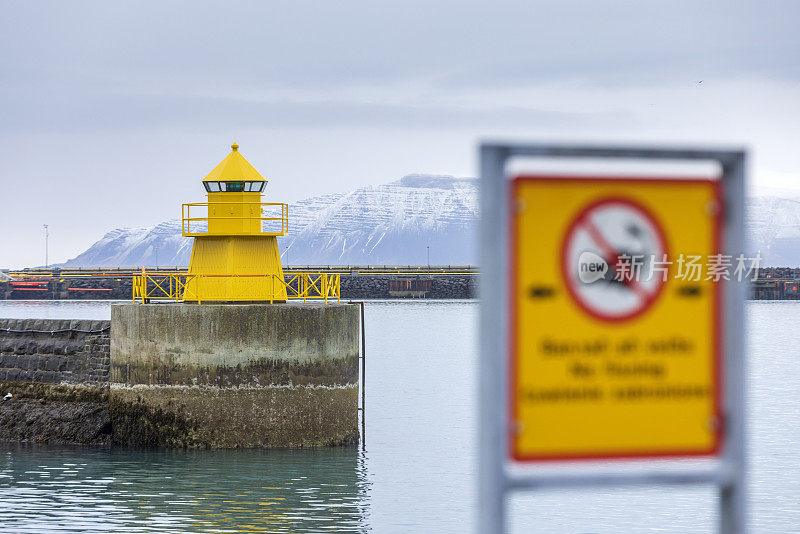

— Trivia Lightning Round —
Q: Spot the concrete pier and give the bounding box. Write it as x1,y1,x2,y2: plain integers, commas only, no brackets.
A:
110,303,360,448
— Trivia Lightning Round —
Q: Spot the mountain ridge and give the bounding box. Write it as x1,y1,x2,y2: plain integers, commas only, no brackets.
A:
61,176,800,268
62,175,478,268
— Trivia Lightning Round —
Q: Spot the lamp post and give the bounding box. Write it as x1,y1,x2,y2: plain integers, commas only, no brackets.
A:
427,245,430,278
43,224,49,268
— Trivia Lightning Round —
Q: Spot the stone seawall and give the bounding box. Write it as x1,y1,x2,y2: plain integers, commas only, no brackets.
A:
341,274,476,299
0,319,112,446
0,319,110,384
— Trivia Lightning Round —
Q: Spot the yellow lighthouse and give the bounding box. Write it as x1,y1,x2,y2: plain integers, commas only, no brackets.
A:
181,143,288,302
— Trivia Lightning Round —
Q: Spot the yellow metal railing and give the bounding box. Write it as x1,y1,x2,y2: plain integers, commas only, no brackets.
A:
181,202,289,237
132,270,340,304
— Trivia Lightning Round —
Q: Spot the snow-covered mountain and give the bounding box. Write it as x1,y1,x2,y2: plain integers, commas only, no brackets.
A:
60,175,800,268
746,195,800,266
62,175,479,267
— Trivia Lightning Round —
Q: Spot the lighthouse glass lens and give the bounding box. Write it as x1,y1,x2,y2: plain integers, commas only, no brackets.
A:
204,181,220,192
224,181,245,192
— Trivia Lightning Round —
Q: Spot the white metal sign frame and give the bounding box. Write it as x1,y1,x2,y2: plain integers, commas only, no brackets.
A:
478,143,746,533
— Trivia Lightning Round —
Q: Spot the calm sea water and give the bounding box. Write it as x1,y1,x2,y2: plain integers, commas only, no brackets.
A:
0,299,797,533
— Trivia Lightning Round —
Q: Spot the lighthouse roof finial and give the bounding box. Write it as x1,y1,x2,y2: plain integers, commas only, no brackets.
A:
231,142,239,151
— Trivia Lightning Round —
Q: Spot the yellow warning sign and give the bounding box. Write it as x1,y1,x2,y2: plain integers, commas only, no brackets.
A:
511,176,722,461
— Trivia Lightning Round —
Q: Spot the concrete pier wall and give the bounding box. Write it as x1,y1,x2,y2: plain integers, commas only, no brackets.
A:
111,304,359,386
110,304,360,448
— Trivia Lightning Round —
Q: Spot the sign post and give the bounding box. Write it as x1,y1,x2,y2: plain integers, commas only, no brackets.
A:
479,144,746,533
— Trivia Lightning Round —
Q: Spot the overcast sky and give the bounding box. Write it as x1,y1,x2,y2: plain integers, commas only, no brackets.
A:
1,0,798,267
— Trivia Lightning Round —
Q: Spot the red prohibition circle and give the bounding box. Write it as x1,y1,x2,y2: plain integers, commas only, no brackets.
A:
560,197,670,322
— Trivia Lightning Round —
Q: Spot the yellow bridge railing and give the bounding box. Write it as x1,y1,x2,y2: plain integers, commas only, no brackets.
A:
132,271,340,304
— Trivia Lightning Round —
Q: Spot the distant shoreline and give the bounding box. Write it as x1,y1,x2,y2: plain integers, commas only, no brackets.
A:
0,269,477,301
4,266,800,300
